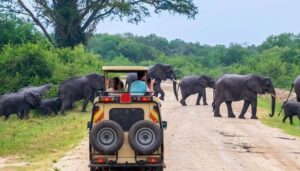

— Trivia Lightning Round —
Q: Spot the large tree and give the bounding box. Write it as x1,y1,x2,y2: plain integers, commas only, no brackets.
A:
0,0,198,48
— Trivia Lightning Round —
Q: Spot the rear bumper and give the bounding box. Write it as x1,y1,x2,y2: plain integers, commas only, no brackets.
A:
89,163,165,168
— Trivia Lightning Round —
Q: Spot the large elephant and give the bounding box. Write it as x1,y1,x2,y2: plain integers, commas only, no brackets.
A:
58,73,105,114
18,84,52,95
125,64,178,100
284,75,300,102
176,75,215,106
148,64,177,100
0,92,41,120
213,74,276,119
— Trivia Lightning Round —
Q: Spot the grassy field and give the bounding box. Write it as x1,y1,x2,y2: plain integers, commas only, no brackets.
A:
258,96,300,137
0,107,90,171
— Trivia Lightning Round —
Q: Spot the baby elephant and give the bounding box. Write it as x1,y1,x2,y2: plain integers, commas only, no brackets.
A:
40,97,62,115
282,101,300,124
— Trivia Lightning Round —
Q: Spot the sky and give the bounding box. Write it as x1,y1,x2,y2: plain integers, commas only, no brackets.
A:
96,0,300,46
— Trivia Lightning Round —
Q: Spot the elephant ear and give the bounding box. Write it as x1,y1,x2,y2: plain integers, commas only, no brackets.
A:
24,92,40,106
246,75,264,94
198,76,208,88
86,73,105,91
149,64,168,81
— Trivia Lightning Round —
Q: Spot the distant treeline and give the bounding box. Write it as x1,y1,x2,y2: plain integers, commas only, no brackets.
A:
1,15,300,95
86,33,300,88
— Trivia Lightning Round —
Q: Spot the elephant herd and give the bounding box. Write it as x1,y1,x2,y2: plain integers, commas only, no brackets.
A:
0,64,177,120
177,73,300,125
1,63,300,125
0,74,105,120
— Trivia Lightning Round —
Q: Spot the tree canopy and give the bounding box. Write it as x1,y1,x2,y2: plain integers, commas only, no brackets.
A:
0,0,198,47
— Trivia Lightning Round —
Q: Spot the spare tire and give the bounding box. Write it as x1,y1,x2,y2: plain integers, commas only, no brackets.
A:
90,120,124,154
128,120,163,155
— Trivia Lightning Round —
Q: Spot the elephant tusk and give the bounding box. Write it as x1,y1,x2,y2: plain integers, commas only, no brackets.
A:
271,93,276,98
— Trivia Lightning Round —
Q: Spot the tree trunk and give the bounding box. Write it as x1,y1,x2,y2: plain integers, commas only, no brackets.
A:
54,0,86,48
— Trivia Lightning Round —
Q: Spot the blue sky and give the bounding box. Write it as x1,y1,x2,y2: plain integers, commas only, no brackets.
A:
96,0,300,45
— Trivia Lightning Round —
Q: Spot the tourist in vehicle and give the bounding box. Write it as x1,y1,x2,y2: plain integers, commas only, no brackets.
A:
107,77,124,92
130,71,149,95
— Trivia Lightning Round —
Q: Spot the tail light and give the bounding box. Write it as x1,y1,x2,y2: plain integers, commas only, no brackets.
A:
132,96,152,102
94,157,107,164
147,157,160,164
138,96,152,102
100,97,114,102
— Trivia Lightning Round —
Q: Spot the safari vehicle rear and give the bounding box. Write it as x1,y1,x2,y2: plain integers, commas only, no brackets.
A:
88,66,166,171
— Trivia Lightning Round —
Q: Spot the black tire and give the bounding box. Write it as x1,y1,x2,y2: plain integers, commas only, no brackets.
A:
128,120,163,155
90,120,124,155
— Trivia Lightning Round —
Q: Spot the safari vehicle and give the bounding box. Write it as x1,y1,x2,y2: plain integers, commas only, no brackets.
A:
88,66,167,171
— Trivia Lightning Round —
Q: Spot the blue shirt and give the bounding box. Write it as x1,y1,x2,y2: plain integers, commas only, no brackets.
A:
130,80,149,95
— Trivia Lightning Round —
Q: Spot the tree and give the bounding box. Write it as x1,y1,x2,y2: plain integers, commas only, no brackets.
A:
0,14,44,49
0,0,198,48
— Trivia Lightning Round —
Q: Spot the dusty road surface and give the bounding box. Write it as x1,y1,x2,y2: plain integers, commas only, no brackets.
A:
53,82,300,171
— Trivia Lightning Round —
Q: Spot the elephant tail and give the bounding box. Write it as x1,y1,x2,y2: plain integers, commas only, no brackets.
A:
278,83,294,116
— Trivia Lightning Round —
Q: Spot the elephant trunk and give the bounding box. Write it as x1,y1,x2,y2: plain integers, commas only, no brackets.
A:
173,80,178,100
269,88,276,117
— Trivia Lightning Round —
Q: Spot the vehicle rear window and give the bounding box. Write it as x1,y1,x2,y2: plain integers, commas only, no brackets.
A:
109,108,144,131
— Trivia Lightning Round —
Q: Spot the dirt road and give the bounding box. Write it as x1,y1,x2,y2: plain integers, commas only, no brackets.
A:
53,82,300,171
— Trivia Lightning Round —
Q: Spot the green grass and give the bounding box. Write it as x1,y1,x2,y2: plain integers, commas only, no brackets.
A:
0,107,90,170
258,96,300,137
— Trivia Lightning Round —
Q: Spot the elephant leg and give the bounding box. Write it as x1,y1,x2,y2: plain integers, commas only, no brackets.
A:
214,99,222,117
20,109,29,120
289,115,294,125
239,101,250,119
196,92,202,105
180,94,188,106
225,101,235,118
250,98,258,119
282,115,288,123
155,80,165,100
201,88,208,105
153,81,159,97
4,115,9,121
60,100,70,114
82,98,89,112
53,108,58,115
297,95,300,102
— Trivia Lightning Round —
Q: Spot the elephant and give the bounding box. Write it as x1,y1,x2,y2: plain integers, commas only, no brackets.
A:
0,92,41,120
58,73,105,114
149,64,177,100
280,101,300,125
125,64,178,100
284,75,300,102
40,97,62,115
213,74,276,119
18,84,52,96
175,75,215,106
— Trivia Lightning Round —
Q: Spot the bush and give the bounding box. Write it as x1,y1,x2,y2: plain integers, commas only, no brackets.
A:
0,43,103,95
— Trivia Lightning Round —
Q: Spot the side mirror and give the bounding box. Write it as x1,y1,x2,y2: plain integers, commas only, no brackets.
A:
87,121,91,129
162,121,167,130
